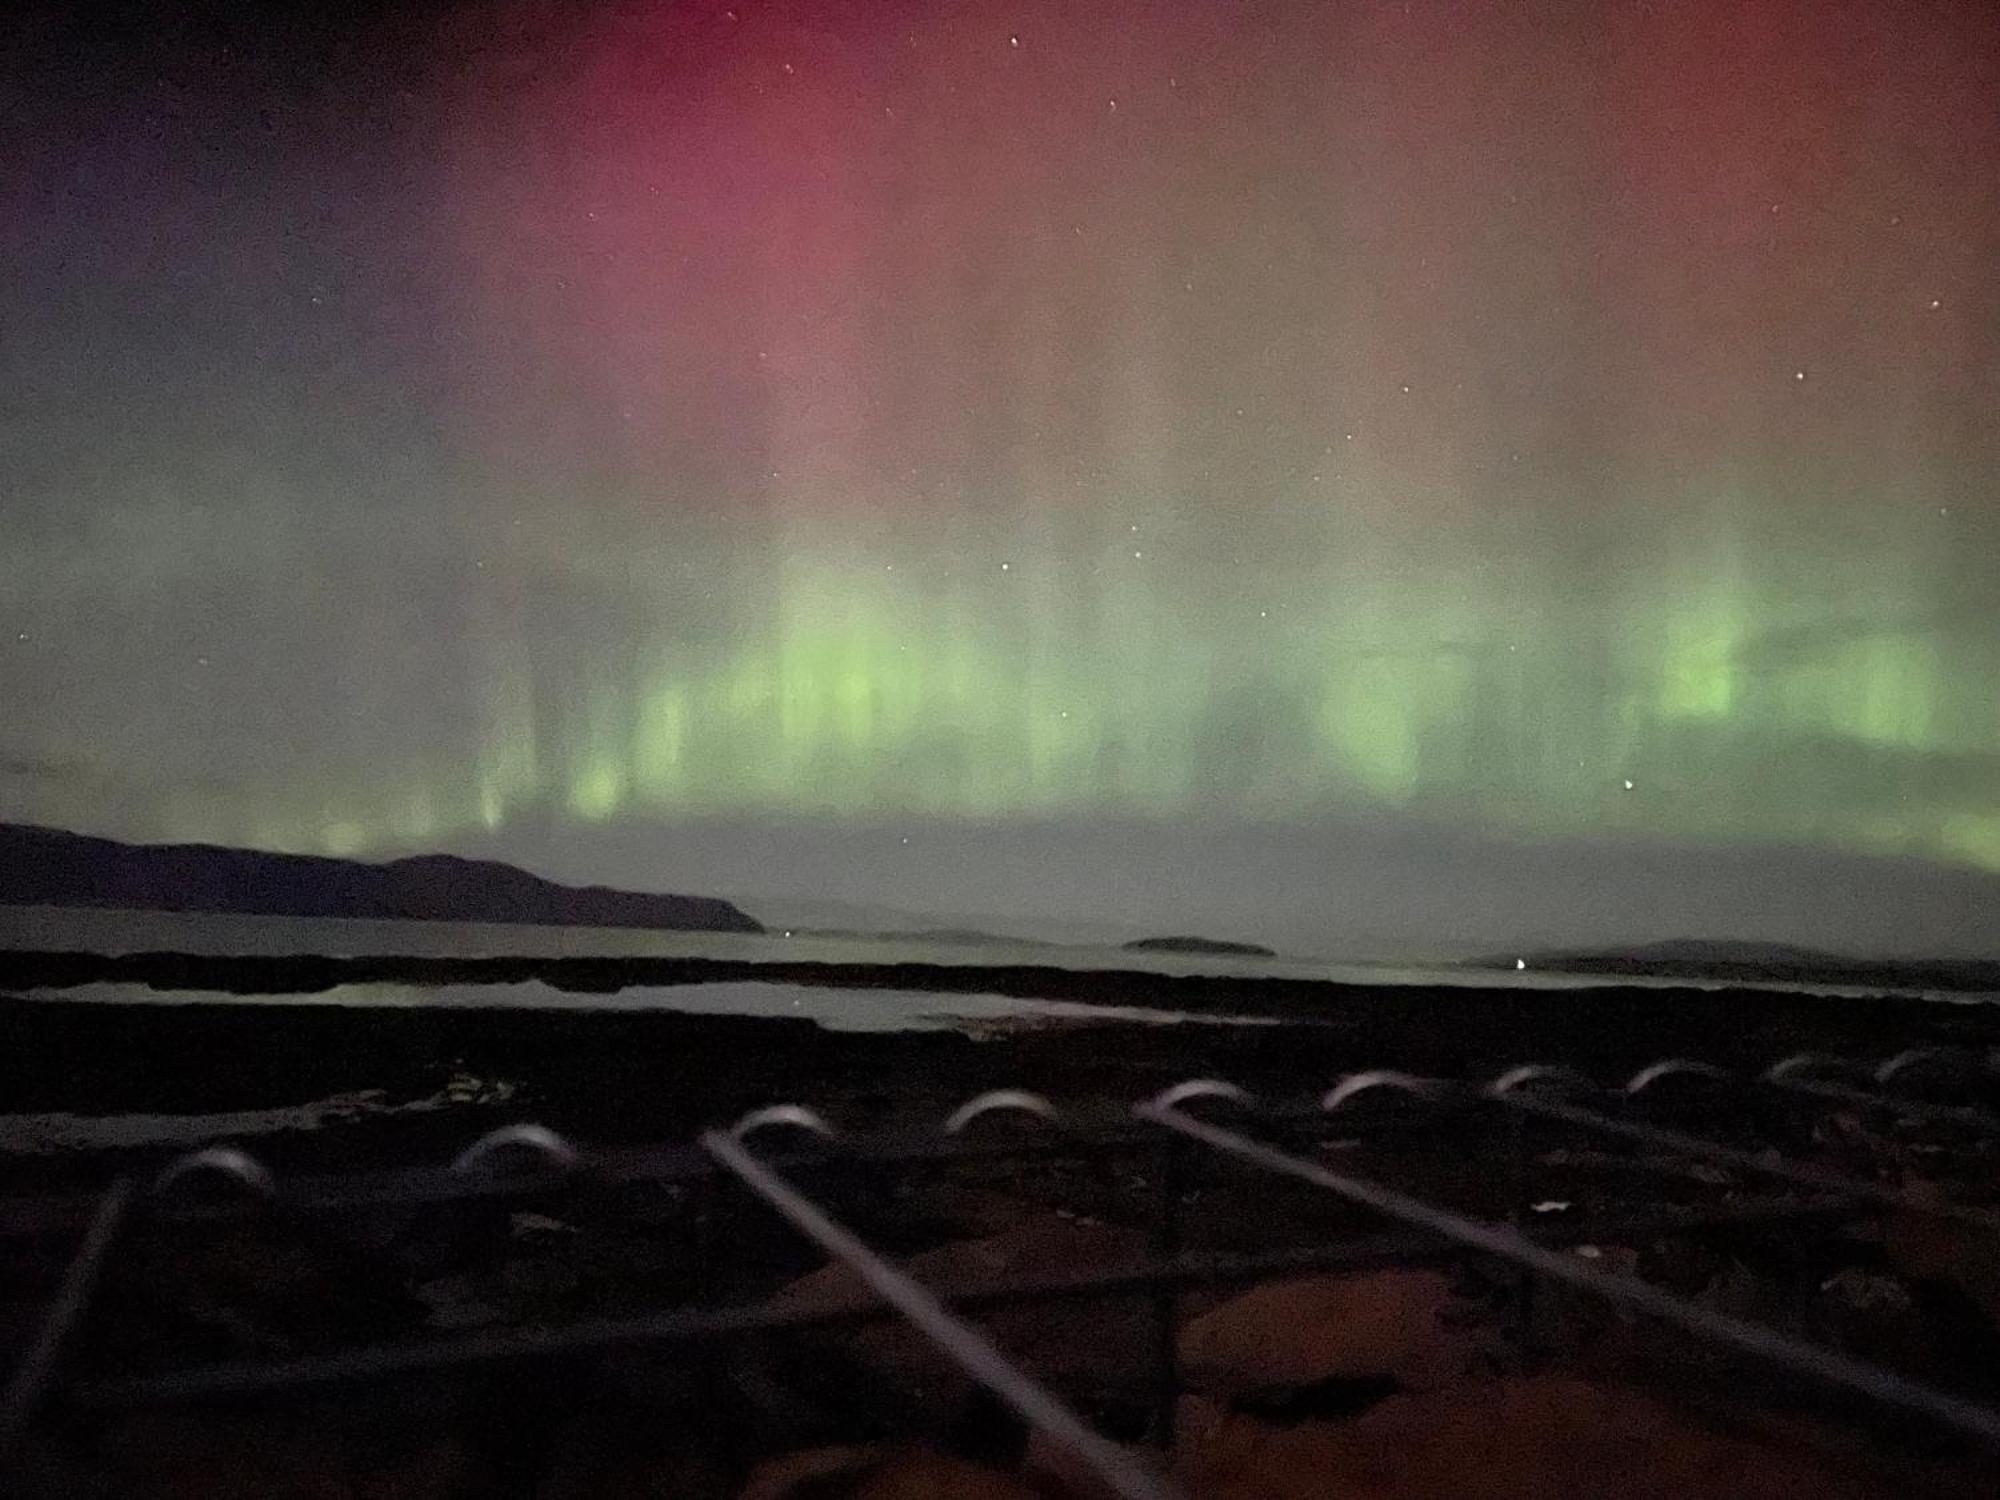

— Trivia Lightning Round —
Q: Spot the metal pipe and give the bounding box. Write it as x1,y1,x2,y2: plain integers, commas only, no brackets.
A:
1138,1099,2000,1448
0,1177,133,1467
702,1127,1186,1500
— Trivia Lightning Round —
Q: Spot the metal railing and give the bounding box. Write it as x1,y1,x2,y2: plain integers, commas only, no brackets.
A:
4,1045,1999,1496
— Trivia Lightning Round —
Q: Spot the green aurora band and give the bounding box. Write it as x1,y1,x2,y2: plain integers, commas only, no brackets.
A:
138,486,2000,875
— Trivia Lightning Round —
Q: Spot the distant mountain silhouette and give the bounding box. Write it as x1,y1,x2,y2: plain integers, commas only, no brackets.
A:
1123,935,1276,957
794,926,1055,948
1493,937,2000,994
0,823,761,933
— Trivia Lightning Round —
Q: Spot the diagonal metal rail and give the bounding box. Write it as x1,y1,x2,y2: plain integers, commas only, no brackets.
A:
1484,1090,2000,1229
702,1127,1187,1500
0,1177,133,1464
62,1196,1851,1410
1138,1099,2000,1447
1769,1076,2000,1134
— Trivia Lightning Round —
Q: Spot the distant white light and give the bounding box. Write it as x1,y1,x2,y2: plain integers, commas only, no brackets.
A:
1009,35,1019,47
999,561,1011,571
1532,1200,1572,1213
1930,299,1942,309
1794,369,1806,381
1515,958,1527,971
1622,779,1635,791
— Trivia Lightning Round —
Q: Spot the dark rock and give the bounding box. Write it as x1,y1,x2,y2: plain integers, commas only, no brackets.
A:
1174,1374,1900,1499
1176,1269,1483,1397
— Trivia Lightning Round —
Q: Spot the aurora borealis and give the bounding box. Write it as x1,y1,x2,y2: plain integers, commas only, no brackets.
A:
5,0,2000,950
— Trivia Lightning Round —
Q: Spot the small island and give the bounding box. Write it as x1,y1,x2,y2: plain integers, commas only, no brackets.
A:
1122,935,1276,958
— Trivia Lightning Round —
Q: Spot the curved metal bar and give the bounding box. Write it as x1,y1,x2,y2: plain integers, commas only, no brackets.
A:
703,1129,1186,1500
1487,1063,1597,1098
450,1123,582,1176
1625,1058,1733,1095
1875,1047,1976,1086
1764,1053,1852,1084
1322,1070,1447,1112
1147,1078,1256,1112
152,1146,276,1199
728,1104,839,1144
1137,1100,2000,1447
944,1089,1063,1134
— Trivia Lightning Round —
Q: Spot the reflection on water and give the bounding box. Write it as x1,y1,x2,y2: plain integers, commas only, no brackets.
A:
4,905,1989,1008
17,978,1282,1033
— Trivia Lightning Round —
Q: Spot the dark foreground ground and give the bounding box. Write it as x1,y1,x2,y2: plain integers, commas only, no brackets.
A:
4,957,2000,1497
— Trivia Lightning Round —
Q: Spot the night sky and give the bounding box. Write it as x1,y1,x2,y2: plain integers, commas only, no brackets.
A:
6,0,1999,955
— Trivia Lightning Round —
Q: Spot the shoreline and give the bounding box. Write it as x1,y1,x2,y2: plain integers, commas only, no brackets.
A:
7,957,1998,1169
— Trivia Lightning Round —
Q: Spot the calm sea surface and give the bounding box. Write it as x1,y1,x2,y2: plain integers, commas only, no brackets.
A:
3,904,1990,1022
